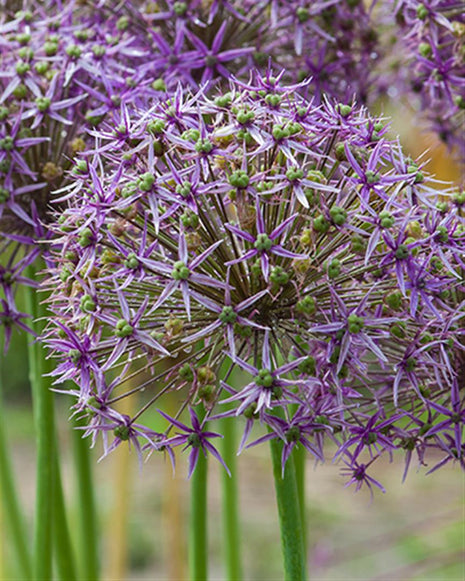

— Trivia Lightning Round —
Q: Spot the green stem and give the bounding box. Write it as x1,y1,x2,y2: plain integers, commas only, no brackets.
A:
293,444,307,552
72,415,99,581
53,440,77,581
24,282,54,581
0,342,32,580
24,268,76,581
270,439,307,581
189,405,208,581
221,415,242,581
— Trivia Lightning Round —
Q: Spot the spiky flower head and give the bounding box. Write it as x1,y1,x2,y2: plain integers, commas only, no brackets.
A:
0,1,157,348
384,0,465,159
44,73,465,487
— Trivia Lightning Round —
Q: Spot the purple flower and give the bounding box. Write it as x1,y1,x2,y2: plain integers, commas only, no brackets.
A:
160,407,229,477
225,203,307,281
43,74,464,488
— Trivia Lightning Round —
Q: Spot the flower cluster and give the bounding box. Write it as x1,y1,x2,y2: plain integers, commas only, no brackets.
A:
1,1,463,350
117,0,379,104
0,1,158,347
45,75,465,490
387,0,465,158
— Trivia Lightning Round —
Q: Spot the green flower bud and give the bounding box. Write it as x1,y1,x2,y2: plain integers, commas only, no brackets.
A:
313,215,330,234
329,206,347,226
34,61,49,75
255,369,274,388
236,109,255,125
173,2,188,16
115,319,133,338
419,42,432,58
151,78,166,91
114,425,130,440
172,261,190,280
35,97,51,112
327,259,341,278
243,403,258,419
165,317,183,335
379,211,394,229
13,84,28,99
228,170,249,189
92,45,106,58
124,253,139,270
395,244,409,260
181,212,199,229
296,295,316,316
416,3,428,19
365,170,379,184
254,233,273,252
0,137,14,151
272,124,290,140
138,172,155,191
286,167,304,181
179,363,194,382
187,433,201,447
116,15,129,30
195,138,213,154
176,181,191,198
390,322,406,339
66,44,82,59
181,128,200,141
347,313,364,334
44,41,58,56
385,291,403,310
296,6,310,22
265,94,281,107
214,93,232,108
270,266,289,286
16,32,31,45
219,306,237,325
337,104,352,118
285,426,301,443
80,294,96,312
197,366,216,385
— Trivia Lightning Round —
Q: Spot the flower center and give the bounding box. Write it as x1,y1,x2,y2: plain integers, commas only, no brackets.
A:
254,233,273,252
219,306,237,324
256,368,274,388
172,261,190,280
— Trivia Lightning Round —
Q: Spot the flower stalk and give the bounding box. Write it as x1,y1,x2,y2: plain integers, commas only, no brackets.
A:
189,404,209,581
0,343,32,580
221,413,242,581
270,438,307,581
71,415,100,581
24,276,54,580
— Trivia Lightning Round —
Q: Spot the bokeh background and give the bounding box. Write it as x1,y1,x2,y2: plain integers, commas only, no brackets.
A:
1,112,464,580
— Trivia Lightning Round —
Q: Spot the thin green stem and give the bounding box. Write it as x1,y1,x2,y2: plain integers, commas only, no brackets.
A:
189,405,208,581
0,339,32,580
72,415,100,581
270,438,307,581
293,441,307,552
24,281,54,581
221,414,242,581
53,440,77,581
24,267,76,581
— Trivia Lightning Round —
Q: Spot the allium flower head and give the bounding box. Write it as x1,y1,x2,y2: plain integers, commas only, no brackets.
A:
385,0,465,159
46,74,464,488
0,1,156,344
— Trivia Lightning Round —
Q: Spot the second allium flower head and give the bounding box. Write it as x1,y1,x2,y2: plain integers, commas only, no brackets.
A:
45,73,465,486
